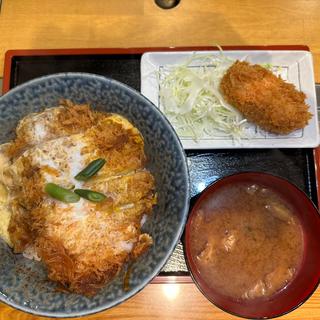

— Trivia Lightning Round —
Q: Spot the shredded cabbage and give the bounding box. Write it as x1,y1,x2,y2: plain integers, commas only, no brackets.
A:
158,51,249,142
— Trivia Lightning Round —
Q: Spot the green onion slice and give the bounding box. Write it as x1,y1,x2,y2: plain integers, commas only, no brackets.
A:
74,189,107,202
75,158,106,181
45,183,80,203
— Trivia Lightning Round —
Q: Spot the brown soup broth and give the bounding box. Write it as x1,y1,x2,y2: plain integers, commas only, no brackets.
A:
190,182,304,300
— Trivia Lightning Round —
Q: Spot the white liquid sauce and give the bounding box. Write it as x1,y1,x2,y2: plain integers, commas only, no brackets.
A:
33,121,47,142
68,141,85,188
0,147,10,181
71,198,87,221
35,139,87,223
140,214,148,227
23,244,41,261
119,203,134,211
119,241,134,252
34,140,85,189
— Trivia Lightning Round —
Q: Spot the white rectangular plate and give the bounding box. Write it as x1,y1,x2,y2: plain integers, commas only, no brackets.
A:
140,50,319,149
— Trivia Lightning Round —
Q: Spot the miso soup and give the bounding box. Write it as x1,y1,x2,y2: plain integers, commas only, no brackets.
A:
190,182,304,300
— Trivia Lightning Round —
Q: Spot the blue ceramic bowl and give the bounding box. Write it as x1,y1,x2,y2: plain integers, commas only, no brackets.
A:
0,73,190,317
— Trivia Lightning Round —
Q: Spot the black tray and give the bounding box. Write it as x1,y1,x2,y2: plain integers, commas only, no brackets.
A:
4,50,318,278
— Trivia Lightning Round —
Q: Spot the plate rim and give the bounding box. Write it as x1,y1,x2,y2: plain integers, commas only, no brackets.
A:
140,49,319,149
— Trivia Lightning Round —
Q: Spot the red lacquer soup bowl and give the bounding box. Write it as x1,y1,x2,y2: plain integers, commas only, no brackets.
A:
184,172,320,319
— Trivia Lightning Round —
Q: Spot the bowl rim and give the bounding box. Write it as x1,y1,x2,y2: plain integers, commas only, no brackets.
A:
0,72,190,318
184,171,320,320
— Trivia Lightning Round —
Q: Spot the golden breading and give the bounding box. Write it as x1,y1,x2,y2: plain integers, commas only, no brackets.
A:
32,196,153,295
5,100,109,159
0,102,156,296
220,61,312,134
85,170,155,207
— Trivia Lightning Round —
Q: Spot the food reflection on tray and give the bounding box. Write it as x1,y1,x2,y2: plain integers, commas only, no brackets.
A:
141,49,319,149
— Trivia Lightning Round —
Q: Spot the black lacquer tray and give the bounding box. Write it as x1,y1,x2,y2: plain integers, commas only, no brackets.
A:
3,46,318,282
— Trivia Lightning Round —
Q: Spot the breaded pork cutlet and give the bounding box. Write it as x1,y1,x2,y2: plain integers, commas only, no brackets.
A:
220,61,312,134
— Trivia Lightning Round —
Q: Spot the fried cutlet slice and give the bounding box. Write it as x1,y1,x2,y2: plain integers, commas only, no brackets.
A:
29,161,155,296
220,61,312,134
33,196,153,296
3,114,146,210
84,116,146,178
4,125,147,253
5,101,109,158
85,170,155,207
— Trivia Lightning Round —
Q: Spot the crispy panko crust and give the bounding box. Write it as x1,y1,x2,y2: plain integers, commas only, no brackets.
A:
220,61,312,134
2,102,156,296
5,100,109,159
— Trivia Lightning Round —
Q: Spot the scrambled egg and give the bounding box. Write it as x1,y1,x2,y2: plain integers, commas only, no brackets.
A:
0,146,12,246
0,183,11,246
0,101,156,296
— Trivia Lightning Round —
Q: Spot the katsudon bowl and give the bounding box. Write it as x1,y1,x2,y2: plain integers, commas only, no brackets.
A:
0,73,189,317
